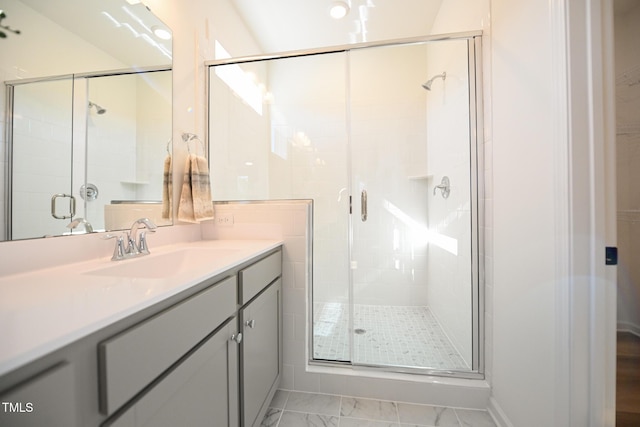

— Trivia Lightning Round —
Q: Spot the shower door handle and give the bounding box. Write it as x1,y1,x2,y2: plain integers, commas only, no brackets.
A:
51,193,76,219
361,190,367,222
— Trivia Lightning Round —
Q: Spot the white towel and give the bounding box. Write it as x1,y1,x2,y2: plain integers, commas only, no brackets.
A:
178,154,214,223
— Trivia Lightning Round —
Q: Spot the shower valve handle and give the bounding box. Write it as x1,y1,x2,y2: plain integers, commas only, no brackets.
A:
433,176,451,199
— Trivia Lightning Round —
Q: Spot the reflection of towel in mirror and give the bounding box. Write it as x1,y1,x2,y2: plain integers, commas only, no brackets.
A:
178,154,215,223
162,155,172,219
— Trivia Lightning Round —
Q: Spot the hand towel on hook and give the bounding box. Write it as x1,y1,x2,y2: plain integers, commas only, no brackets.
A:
161,154,172,219
178,154,214,223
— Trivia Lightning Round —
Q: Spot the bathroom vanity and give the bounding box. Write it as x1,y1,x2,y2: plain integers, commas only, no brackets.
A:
0,240,282,427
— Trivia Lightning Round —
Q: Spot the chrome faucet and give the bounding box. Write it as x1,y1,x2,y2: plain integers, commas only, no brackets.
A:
126,218,157,256
102,218,157,261
67,217,94,233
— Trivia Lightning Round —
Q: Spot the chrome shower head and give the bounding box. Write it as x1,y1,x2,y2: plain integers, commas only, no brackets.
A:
422,71,447,91
88,101,107,115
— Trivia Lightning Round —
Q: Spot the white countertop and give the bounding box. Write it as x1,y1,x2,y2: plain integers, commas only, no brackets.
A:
0,239,282,376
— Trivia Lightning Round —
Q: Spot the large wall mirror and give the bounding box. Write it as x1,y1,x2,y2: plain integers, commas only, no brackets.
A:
1,0,172,241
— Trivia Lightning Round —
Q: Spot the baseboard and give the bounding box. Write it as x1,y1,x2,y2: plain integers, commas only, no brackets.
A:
617,321,640,338
487,397,514,427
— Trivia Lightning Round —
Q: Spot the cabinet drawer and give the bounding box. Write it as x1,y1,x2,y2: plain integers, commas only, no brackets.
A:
239,251,282,305
103,320,239,427
0,362,77,427
99,275,237,415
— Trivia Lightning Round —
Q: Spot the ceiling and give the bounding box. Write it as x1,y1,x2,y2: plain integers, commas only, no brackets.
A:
231,0,444,53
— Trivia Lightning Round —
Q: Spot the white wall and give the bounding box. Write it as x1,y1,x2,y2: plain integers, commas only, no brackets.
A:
489,1,562,426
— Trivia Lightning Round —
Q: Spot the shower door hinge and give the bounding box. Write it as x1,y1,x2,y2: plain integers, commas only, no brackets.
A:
605,246,617,266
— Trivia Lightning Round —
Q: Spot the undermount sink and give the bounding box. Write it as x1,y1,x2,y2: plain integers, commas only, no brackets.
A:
85,247,241,279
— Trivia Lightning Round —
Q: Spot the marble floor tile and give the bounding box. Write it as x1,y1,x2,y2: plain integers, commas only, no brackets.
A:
397,403,460,426
455,409,496,427
260,408,282,427
285,391,341,416
261,390,498,427
340,417,400,427
269,389,289,409
341,397,399,422
277,411,339,427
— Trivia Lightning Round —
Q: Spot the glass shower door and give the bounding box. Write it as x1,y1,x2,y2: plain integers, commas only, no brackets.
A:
348,39,478,371
10,78,75,240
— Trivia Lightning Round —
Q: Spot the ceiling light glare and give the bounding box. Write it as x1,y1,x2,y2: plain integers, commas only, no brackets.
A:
125,0,141,4
330,1,350,19
152,25,171,40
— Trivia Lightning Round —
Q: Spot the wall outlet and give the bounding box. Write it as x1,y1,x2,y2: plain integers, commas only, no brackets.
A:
216,213,234,227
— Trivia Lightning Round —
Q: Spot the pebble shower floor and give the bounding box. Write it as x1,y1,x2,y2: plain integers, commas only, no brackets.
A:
313,303,469,370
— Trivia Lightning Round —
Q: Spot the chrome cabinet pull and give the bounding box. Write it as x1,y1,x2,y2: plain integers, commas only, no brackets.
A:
245,319,255,329
231,332,243,344
50,193,76,219
361,190,367,222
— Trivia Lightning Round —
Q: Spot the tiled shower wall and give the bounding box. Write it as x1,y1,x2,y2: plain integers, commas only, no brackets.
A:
615,2,640,334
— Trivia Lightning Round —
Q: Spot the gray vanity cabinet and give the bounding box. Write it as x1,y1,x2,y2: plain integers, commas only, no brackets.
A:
238,251,282,427
0,362,78,427
104,319,240,427
240,280,281,427
0,246,282,427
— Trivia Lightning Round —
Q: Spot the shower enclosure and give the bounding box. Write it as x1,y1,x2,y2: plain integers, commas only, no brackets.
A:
207,32,483,376
5,69,172,240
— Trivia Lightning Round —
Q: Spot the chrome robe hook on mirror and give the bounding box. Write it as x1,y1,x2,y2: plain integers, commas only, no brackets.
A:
433,176,451,199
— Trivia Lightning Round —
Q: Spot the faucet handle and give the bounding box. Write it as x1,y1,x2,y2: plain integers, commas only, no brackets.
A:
102,233,126,260
138,231,151,255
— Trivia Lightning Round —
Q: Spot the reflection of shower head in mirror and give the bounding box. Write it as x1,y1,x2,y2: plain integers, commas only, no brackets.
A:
88,101,107,115
422,71,447,91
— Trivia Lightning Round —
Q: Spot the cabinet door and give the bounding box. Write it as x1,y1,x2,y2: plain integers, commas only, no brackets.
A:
0,362,77,427
241,279,281,427
104,319,240,427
